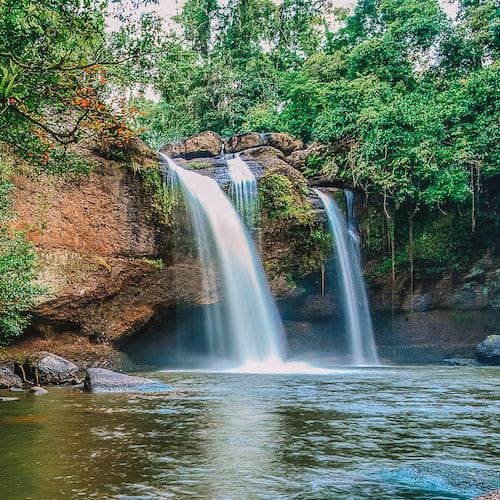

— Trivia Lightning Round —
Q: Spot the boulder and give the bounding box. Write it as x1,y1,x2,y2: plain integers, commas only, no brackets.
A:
0,366,22,389
265,132,304,155
22,351,79,385
475,335,500,365
161,131,223,159
226,132,303,155
84,368,173,393
226,133,265,153
29,386,49,395
286,143,327,171
241,146,285,162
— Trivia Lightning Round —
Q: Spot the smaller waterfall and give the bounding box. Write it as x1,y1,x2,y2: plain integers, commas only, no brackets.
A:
314,188,379,366
344,189,361,264
162,154,285,369
227,154,259,229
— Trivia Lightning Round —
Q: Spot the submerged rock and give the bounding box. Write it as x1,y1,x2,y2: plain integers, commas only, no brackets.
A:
29,386,49,395
0,366,22,389
376,462,500,498
22,351,79,385
475,335,500,365
84,368,172,394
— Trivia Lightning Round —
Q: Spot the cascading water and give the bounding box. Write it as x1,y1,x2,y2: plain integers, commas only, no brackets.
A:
161,154,285,370
226,154,258,229
313,188,379,366
344,189,361,264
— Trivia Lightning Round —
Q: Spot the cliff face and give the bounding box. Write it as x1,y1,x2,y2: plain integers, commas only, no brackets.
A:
7,142,209,364
4,131,499,365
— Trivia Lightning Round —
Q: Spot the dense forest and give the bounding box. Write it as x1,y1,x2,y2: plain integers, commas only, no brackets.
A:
0,0,498,343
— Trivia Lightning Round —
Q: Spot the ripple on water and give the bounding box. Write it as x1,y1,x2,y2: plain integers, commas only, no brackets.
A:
0,366,499,499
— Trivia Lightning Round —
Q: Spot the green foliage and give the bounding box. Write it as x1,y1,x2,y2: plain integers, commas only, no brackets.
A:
259,172,311,223
370,209,497,280
0,179,43,344
131,162,174,226
259,169,331,283
0,0,164,170
142,258,164,270
135,0,498,214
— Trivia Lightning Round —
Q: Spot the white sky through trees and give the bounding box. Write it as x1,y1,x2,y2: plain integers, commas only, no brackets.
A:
108,0,459,31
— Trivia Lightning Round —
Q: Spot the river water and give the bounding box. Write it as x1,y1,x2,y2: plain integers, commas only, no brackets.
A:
1,366,499,499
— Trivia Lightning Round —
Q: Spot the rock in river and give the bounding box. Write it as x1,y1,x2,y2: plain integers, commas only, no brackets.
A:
475,335,500,365
0,366,22,389
84,368,172,394
376,461,500,498
21,351,79,385
29,386,49,395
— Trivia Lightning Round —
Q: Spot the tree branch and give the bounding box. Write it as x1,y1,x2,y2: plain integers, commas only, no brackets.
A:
12,106,89,145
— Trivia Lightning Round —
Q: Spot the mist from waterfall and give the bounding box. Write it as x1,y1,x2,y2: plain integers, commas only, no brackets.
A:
161,154,285,369
313,188,379,366
226,154,259,229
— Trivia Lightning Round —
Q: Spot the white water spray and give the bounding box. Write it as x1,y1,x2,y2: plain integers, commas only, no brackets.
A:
314,188,379,366
227,154,259,229
162,154,285,369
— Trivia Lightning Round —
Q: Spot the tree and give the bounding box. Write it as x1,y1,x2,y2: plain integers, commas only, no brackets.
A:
0,0,164,168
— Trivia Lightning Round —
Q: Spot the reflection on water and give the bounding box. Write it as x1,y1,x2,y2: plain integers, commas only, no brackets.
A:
0,366,499,499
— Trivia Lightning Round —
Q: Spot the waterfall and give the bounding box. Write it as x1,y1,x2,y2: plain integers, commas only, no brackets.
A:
313,188,379,366
344,189,361,264
226,154,259,229
161,154,285,369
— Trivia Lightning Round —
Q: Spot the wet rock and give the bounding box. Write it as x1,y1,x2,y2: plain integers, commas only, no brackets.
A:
442,358,480,366
0,366,22,389
376,462,500,498
475,335,500,365
22,351,79,385
29,386,49,395
84,368,173,393
162,131,223,159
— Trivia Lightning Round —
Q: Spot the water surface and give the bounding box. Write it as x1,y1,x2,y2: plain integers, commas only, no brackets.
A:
1,366,499,499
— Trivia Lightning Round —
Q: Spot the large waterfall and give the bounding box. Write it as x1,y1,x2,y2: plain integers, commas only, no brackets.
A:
162,154,285,370
226,154,258,229
313,188,379,366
